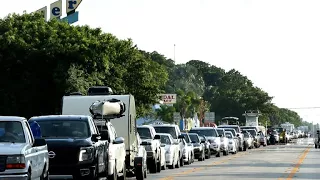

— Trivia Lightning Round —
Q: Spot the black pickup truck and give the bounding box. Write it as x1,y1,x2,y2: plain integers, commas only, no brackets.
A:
29,115,109,180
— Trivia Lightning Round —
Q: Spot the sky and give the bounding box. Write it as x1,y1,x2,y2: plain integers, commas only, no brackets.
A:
1,0,320,124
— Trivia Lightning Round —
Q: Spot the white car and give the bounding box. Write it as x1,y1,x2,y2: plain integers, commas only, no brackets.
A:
244,131,254,149
181,138,193,164
136,133,148,180
157,133,180,169
216,128,229,155
225,131,237,154
181,133,194,164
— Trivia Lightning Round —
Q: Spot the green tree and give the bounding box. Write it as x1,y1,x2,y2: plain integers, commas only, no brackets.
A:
0,13,168,118
155,105,176,123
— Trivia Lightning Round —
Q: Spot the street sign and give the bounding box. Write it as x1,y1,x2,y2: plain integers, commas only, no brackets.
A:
173,112,180,123
60,11,79,24
204,112,215,122
158,94,177,104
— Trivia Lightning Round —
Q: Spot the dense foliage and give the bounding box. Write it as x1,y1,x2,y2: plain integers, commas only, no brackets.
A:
0,13,305,127
0,13,167,118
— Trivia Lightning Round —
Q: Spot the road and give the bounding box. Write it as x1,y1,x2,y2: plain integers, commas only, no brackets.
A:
52,138,319,180
148,138,318,180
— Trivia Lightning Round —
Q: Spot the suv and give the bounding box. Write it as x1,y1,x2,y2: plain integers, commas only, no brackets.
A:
189,127,221,157
152,124,185,167
218,125,245,151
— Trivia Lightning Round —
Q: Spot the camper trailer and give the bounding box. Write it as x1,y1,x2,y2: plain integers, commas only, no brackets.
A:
61,86,143,177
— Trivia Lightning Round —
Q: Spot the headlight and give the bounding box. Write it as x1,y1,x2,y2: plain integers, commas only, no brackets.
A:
79,147,94,162
6,155,25,169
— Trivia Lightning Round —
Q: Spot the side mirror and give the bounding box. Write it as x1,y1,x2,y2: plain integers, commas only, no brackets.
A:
219,134,222,137
113,137,124,144
236,134,240,137
160,144,165,147
201,140,206,143
178,135,185,139
33,138,46,147
141,141,151,146
91,134,101,142
154,135,160,140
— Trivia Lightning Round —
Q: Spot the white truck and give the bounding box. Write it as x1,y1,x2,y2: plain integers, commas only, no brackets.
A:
281,122,295,132
62,86,143,179
137,125,162,173
0,116,49,180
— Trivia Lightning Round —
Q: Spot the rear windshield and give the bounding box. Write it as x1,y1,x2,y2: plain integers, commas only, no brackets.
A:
189,134,200,143
189,129,217,137
219,126,240,133
216,129,224,136
181,134,190,143
224,129,236,136
137,128,152,139
153,127,177,139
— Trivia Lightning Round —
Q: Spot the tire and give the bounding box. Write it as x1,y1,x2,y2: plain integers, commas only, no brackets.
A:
180,157,184,167
223,151,227,156
216,151,221,157
156,160,161,172
108,164,118,180
27,171,31,180
175,156,180,168
40,165,49,180
136,166,144,180
149,158,157,174
119,162,126,180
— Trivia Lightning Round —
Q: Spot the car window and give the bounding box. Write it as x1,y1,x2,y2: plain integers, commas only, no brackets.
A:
0,121,26,143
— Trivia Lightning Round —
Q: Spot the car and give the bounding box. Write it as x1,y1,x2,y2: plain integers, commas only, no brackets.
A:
225,131,237,154
156,133,180,169
188,133,205,161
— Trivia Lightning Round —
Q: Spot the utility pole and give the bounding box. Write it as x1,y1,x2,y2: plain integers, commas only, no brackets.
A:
174,44,176,62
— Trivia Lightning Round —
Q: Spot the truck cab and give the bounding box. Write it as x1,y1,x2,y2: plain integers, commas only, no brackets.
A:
29,115,123,180
0,116,49,180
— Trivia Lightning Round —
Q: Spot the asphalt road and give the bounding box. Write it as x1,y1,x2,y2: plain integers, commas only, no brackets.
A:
147,138,318,180
52,138,319,180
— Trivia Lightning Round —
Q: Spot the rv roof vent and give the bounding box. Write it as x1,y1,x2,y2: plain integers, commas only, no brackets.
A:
88,86,113,96
69,92,83,96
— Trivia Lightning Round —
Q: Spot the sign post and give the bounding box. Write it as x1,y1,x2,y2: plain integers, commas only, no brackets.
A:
158,94,177,104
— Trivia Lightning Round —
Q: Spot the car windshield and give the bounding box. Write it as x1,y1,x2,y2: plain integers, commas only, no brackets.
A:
219,126,240,133
0,121,25,143
182,134,191,143
244,133,250,138
189,129,217,137
160,135,172,145
247,130,257,136
225,129,236,136
189,134,200,143
37,120,90,138
137,128,152,139
153,127,177,139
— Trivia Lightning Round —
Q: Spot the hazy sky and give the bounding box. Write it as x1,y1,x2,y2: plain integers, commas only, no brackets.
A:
1,0,320,124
